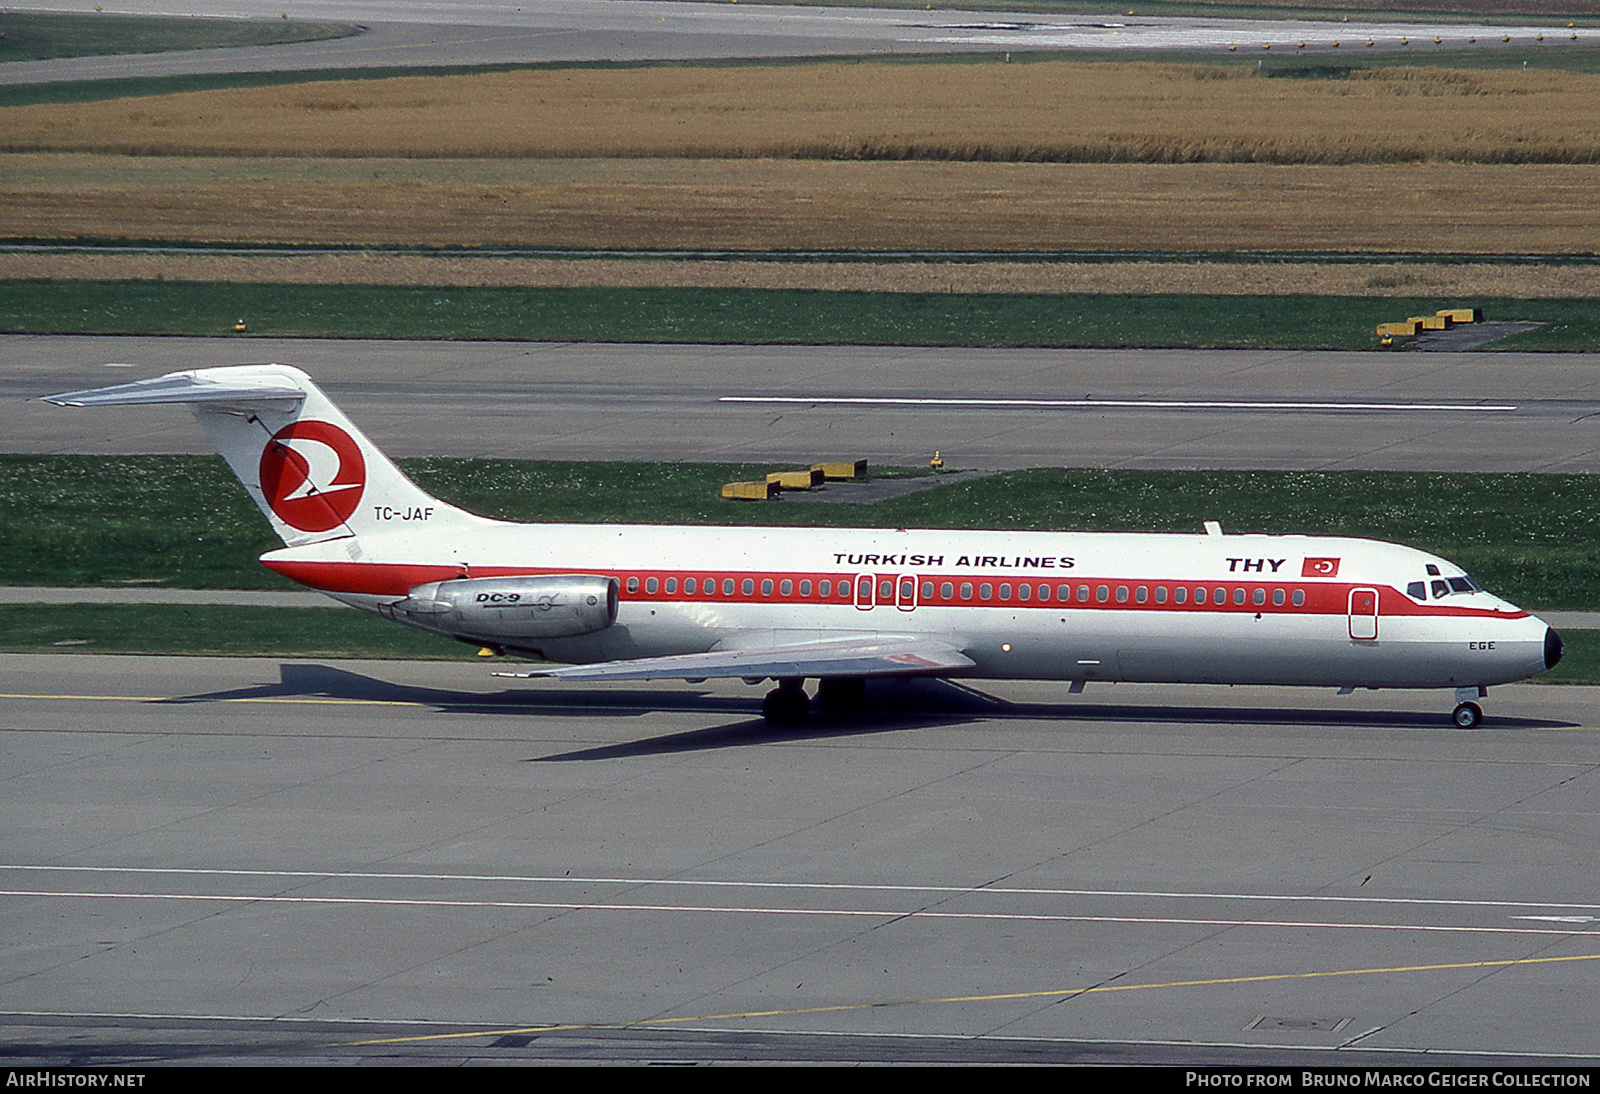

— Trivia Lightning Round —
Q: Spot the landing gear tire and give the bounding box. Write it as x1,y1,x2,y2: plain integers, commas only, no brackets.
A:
762,681,811,728
1452,701,1483,729
817,677,867,710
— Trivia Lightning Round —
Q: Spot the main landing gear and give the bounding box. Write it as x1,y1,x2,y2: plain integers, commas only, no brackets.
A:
762,678,810,728
816,676,867,711
761,677,869,727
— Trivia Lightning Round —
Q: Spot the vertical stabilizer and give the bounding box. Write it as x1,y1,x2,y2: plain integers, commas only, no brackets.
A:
45,364,492,547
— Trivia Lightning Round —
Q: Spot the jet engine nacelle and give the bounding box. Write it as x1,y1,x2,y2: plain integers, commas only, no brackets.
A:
380,575,619,640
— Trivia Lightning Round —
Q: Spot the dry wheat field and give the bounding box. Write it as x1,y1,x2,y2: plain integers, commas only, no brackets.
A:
9,62,1600,163
5,60,1599,288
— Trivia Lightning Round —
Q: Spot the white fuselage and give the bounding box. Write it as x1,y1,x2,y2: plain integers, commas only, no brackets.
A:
263,522,1552,691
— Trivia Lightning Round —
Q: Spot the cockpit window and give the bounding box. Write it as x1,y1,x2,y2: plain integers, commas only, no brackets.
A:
1419,573,1482,599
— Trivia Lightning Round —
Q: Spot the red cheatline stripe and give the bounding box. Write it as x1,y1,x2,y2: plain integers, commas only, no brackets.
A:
261,560,1525,621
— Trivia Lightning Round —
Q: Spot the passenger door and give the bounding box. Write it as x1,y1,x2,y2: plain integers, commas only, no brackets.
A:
1348,587,1379,640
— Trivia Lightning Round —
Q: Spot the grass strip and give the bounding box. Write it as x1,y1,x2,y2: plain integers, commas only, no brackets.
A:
0,603,475,660
8,41,1600,109
0,63,555,110
0,12,357,65
2,281,1597,350
4,602,1594,681
7,242,1600,266
7,457,1600,609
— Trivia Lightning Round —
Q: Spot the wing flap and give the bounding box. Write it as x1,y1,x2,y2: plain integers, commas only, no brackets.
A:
493,635,974,682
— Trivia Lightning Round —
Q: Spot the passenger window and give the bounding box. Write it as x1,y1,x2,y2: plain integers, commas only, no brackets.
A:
666,578,677,594
999,584,1012,601
1252,588,1265,606
1155,587,1167,604
1038,585,1050,602
1135,586,1148,603
1018,584,1031,601
627,576,639,593
880,580,894,599
723,578,735,595
742,579,754,595
1059,584,1072,600
1078,585,1090,602
981,583,993,599
961,582,973,599
922,582,935,598
800,580,811,596
819,580,831,596
1096,586,1109,603
1233,588,1246,605
941,582,954,598
1292,589,1305,606
761,579,773,595
646,577,659,594
1174,587,1187,604
1116,586,1129,603
1272,588,1284,606
780,579,792,595
684,578,696,594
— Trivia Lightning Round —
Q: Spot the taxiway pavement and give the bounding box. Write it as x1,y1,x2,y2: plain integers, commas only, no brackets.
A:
2,653,1598,1064
7,336,1600,472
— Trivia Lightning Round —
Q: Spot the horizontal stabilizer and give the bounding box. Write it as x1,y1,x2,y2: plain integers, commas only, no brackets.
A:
44,369,306,408
43,364,489,548
494,634,975,682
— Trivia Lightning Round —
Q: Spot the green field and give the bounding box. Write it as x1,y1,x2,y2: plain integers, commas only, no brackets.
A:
6,456,1600,609
0,11,358,65
2,281,1595,350
6,32,1600,109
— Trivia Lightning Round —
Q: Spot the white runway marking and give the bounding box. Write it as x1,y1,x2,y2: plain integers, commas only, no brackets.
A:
5,865,1597,912
720,396,1519,413
5,887,1597,938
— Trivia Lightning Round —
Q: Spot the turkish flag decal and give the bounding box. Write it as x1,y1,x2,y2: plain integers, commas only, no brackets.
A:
1302,557,1341,578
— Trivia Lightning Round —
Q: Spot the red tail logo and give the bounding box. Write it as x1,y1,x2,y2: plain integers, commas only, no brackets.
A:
259,421,366,533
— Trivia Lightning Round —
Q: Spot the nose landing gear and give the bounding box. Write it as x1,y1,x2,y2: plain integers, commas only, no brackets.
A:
1452,686,1486,728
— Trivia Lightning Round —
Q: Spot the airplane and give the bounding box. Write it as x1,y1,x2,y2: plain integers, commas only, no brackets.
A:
46,364,1563,730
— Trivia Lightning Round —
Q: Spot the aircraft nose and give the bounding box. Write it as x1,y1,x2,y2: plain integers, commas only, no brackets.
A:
1546,627,1564,670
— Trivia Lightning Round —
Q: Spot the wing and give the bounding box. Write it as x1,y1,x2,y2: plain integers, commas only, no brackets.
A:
492,634,974,682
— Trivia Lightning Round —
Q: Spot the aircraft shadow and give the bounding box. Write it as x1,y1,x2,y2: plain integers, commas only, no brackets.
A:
161,664,1579,761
